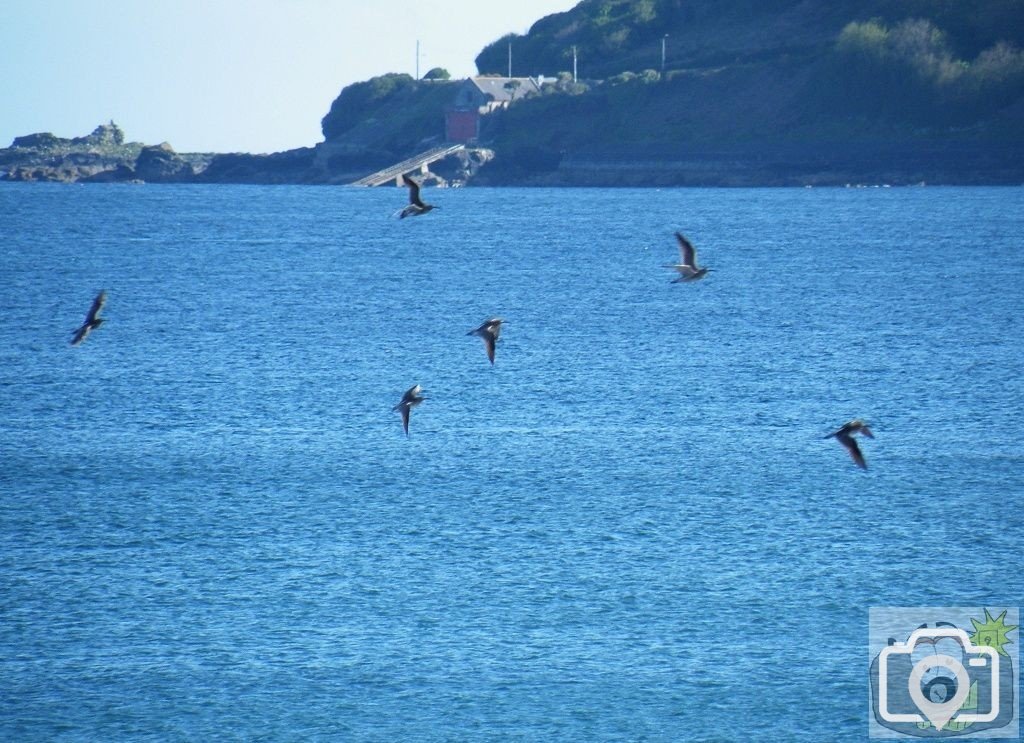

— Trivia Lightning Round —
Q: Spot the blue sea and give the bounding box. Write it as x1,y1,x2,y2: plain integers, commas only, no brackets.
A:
1,182,1022,741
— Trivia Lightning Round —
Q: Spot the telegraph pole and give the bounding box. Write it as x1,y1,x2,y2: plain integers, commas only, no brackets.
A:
661,35,667,78
416,39,420,80
572,45,578,82
507,41,512,78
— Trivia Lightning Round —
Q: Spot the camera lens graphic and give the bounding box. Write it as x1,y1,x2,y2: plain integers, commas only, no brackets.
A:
908,654,971,731
923,674,957,703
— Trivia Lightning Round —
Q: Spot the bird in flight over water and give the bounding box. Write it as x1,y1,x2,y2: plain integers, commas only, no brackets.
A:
467,318,506,365
398,174,438,219
825,419,874,469
393,384,427,436
664,232,710,282
71,290,107,346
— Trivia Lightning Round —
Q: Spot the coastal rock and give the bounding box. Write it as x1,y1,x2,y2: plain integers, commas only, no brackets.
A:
195,147,317,184
430,148,495,185
134,142,194,182
0,124,217,183
72,122,125,147
82,164,137,183
10,132,62,149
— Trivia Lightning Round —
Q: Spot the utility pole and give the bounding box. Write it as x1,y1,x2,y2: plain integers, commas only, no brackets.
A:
416,39,420,80
572,45,577,82
661,34,667,78
507,41,512,78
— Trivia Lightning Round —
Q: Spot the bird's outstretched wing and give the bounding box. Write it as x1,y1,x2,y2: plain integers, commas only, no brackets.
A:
85,290,106,324
71,290,106,345
400,404,411,436
837,432,867,469
403,174,425,208
675,232,697,267
70,324,91,346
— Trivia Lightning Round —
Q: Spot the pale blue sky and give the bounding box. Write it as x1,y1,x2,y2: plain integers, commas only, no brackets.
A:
0,1,578,153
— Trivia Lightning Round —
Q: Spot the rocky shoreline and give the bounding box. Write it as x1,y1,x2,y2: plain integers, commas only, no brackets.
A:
0,123,494,187
4,122,1022,188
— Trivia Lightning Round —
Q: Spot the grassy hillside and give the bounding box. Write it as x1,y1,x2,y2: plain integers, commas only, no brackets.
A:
468,0,1024,182
476,0,1024,79
320,74,457,154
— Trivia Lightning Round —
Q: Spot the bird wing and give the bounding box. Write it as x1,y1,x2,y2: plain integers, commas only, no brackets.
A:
85,290,107,324
859,425,875,439
403,174,425,208
400,385,420,404
483,333,496,364
70,324,90,346
675,232,697,267
838,432,867,469
400,404,411,436
825,422,849,439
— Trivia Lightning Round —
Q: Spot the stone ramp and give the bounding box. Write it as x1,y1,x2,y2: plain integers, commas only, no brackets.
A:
350,143,465,186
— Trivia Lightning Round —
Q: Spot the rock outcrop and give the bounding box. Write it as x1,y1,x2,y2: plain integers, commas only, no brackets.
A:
133,143,195,182
0,124,212,183
193,148,318,184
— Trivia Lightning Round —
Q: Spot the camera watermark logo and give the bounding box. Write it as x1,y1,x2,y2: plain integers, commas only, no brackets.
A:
869,607,1018,738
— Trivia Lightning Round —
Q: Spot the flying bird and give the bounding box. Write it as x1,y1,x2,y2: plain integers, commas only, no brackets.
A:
71,290,107,346
393,384,426,436
398,174,438,219
664,232,710,282
825,419,874,469
467,317,506,365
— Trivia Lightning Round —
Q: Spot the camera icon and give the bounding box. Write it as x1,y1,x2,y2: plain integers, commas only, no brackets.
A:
878,625,1000,732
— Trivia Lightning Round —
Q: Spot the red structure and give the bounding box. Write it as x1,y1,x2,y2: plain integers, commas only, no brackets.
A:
444,77,542,144
445,109,480,143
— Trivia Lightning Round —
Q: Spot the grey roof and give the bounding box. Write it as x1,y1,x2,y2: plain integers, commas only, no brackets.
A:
470,76,540,103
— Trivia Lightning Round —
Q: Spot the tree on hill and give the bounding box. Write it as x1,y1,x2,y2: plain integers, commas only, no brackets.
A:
318,73,458,155
321,73,416,140
823,17,1024,123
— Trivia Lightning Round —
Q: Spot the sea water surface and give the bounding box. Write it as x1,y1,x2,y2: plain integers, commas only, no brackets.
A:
1,183,1022,741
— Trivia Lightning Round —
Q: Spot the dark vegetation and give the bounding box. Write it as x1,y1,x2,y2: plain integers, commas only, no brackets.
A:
476,0,1024,81
466,0,1024,182
823,17,1024,126
320,73,457,153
